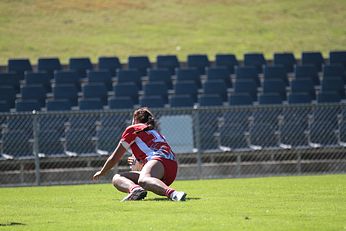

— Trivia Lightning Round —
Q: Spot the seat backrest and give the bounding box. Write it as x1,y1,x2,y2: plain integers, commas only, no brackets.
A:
243,53,266,73
15,99,41,112
37,57,62,78
329,51,346,67
46,99,71,111
128,56,151,76
301,51,324,72
288,92,312,104
156,55,179,75
116,69,142,89
169,94,194,108
25,71,51,92
187,54,209,75
108,97,134,109
273,52,296,73
263,65,288,85
113,82,139,104
228,93,253,106
206,66,232,87
69,57,93,78
294,64,320,85
87,70,113,91
175,67,201,87
98,56,121,76
79,98,103,110
147,68,172,89
258,93,283,105
8,59,32,80
215,54,238,74
139,95,165,108
198,94,223,107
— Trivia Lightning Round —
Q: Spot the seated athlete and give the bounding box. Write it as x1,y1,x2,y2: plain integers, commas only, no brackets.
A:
93,107,186,201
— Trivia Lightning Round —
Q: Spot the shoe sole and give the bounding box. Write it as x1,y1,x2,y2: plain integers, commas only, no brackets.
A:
121,190,147,202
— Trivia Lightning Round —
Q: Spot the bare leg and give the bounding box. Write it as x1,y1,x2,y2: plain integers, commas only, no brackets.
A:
138,160,169,196
112,171,140,193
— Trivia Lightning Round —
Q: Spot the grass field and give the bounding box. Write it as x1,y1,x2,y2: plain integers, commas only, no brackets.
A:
0,0,345,64
1,174,345,231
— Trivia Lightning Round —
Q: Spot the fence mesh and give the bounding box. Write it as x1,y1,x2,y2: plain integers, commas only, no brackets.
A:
1,104,346,186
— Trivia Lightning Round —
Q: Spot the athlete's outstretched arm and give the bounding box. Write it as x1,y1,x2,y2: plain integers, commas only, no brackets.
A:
93,142,126,181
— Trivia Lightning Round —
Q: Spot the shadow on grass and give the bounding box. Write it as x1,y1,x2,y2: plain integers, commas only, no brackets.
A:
145,197,201,202
0,222,26,226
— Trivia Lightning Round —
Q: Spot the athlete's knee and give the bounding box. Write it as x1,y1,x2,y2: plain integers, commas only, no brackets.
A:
138,176,149,189
112,174,121,186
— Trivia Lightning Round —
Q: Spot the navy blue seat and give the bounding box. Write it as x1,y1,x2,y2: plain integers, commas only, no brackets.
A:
202,80,228,101
329,51,346,68
20,84,47,107
113,82,139,104
82,83,108,105
0,86,16,108
108,97,134,109
15,99,41,112
187,54,209,75
46,99,71,111
53,84,79,106
156,55,180,75
302,51,324,72
37,58,62,79
79,98,103,110
175,67,201,88
169,95,194,108
290,78,316,99
173,81,199,102
263,65,288,86
244,53,266,73
98,56,121,76
54,70,81,90
228,93,253,106
215,54,238,74
117,69,142,90
147,68,172,89
294,64,320,86
69,57,93,78
25,71,51,92
128,56,151,76
139,95,165,108
288,92,312,104
206,66,232,88
0,72,21,93
0,101,10,112
323,64,346,83
198,94,223,107
8,59,32,80
317,91,341,103
233,79,258,101
273,52,296,73
87,70,113,91
235,66,260,86
258,92,283,105
2,129,33,157
143,82,168,103
320,77,345,99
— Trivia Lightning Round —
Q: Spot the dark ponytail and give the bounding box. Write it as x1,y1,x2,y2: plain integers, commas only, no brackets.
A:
133,107,156,133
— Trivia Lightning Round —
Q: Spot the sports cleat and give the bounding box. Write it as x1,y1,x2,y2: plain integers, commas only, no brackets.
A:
170,191,187,201
121,187,147,202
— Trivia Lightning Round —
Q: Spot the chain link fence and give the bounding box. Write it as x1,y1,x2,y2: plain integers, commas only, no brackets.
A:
1,104,346,186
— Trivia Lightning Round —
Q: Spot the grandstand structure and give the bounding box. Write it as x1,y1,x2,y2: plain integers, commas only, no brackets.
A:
0,51,346,186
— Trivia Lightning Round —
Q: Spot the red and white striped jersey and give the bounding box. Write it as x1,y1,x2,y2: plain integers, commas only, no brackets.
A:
120,123,176,162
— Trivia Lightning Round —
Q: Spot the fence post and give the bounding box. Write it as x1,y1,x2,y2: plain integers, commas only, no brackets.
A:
32,110,40,186
192,108,202,179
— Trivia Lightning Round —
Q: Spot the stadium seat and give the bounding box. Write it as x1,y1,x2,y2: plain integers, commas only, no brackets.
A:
323,64,346,83
78,98,103,110
169,94,194,108
228,93,253,106
7,58,32,80
108,97,134,109
288,92,312,104
329,51,346,68
320,77,345,99
198,94,223,107
113,82,139,104
116,69,142,90
2,129,33,157
54,70,81,90
0,86,16,108
187,54,209,75
175,67,201,88
243,53,266,73
25,71,52,92
301,51,324,72
235,66,260,86
0,101,10,112
15,99,41,112
52,84,79,106
142,82,168,103
20,84,47,107
37,57,62,79
263,65,289,86
147,68,173,89
317,91,341,103
82,83,108,105
173,81,199,102
206,66,232,88
258,92,283,105
198,110,223,151
87,70,113,91
69,57,93,78
233,79,258,101
98,56,121,76
128,56,151,76
139,95,165,108
294,64,320,86
202,80,228,101
156,55,180,75
46,99,71,111
290,79,316,100
273,52,296,73
215,53,239,74
0,72,21,93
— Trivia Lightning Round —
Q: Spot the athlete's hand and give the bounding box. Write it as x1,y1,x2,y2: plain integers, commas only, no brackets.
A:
127,156,136,165
92,171,104,181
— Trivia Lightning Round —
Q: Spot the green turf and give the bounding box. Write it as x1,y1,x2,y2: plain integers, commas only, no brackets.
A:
0,174,345,231
0,0,345,64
